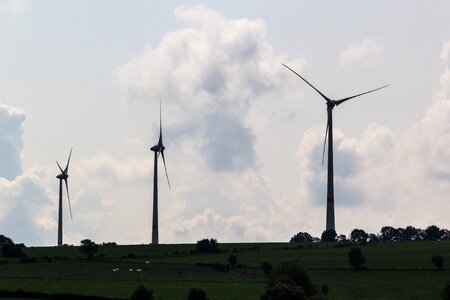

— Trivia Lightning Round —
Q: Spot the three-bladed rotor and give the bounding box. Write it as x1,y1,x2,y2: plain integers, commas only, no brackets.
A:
282,63,390,163
151,103,170,189
56,148,73,219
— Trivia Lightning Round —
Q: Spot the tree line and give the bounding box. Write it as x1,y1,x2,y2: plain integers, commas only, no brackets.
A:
290,225,450,243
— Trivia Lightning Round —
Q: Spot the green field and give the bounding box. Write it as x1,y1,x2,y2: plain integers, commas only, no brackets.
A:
0,241,448,299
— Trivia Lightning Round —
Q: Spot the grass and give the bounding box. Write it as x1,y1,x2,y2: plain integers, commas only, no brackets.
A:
0,241,447,299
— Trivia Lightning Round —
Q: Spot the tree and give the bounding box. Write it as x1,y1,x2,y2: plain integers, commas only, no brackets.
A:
187,288,209,300
290,232,313,243
432,255,444,271
423,225,443,241
260,282,307,300
401,226,421,241
261,261,273,277
0,235,14,247
348,247,366,270
196,238,220,253
337,234,347,243
130,286,153,300
380,226,400,241
228,255,238,268
368,234,380,243
79,239,99,259
350,229,369,244
267,261,316,296
1,244,25,258
321,229,337,242
441,280,450,300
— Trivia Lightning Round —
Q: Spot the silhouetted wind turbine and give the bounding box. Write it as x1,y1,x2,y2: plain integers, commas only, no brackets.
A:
282,63,389,231
56,148,73,246
150,103,170,245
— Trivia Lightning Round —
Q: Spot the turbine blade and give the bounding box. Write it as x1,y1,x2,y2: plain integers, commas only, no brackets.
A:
161,150,171,189
322,120,329,166
282,63,330,101
158,102,163,146
335,84,390,106
56,160,64,173
64,179,73,220
64,148,73,173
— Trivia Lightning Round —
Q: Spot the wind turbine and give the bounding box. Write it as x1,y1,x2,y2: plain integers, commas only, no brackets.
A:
282,63,389,231
150,103,170,245
56,148,73,246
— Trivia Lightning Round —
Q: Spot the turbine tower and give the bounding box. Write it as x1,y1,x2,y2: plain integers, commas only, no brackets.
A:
282,63,389,231
56,148,73,246
150,103,170,244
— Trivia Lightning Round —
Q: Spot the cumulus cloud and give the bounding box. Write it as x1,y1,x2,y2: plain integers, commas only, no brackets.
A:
3,0,28,17
114,5,289,173
296,42,450,234
339,38,383,67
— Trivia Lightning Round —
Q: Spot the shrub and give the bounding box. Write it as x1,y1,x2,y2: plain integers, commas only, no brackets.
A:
80,239,99,260
441,280,450,300
196,238,220,253
290,232,313,243
260,282,307,300
1,244,25,258
432,255,444,271
130,286,153,300
321,229,337,242
228,255,238,268
348,247,366,270
261,261,273,277
267,261,316,296
187,288,209,300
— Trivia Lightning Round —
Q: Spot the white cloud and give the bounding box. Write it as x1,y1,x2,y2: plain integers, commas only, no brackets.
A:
440,40,450,61
340,38,383,67
3,0,28,17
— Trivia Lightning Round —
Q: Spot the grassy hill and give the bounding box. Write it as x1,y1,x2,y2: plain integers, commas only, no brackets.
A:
0,241,448,299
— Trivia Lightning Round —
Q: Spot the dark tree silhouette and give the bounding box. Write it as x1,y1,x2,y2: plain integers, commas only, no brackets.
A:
321,229,337,242
1,244,25,258
401,226,422,241
130,286,153,300
348,247,366,270
260,282,307,300
350,229,369,243
196,238,220,253
228,255,237,268
441,280,450,300
261,261,273,277
0,235,14,247
267,261,316,296
432,255,444,271
423,225,443,241
380,226,400,241
368,234,380,243
80,239,99,259
187,288,209,300
290,232,313,243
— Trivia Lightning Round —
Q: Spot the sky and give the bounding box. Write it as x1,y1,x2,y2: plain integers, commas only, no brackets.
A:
1,0,450,246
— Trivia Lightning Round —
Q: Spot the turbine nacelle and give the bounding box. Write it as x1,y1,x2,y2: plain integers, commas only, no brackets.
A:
150,144,165,152
56,173,68,180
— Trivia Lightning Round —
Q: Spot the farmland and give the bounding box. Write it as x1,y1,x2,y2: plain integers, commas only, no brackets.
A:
0,241,448,299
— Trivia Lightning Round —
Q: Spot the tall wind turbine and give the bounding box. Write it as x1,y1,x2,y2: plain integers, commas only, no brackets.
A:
56,148,73,246
282,63,389,231
150,103,170,245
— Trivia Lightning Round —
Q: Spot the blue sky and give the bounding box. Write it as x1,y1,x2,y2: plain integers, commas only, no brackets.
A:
1,0,450,246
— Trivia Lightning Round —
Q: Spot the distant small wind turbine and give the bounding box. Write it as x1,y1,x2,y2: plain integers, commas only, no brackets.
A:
282,63,389,231
150,103,170,245
56,148,73,246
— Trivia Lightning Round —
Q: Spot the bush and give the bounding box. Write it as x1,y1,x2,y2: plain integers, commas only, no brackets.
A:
196,238,220,253
267,261,316,296
290,232,313,243
261,261,273,277
80,239,99,260
348,247,366,270
260,282,307,300
432,255,444,271
130,286,153,300
187,288,209,300
1,244,25,258
321,229,337,242
228,255,238,268
441,280,450,300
